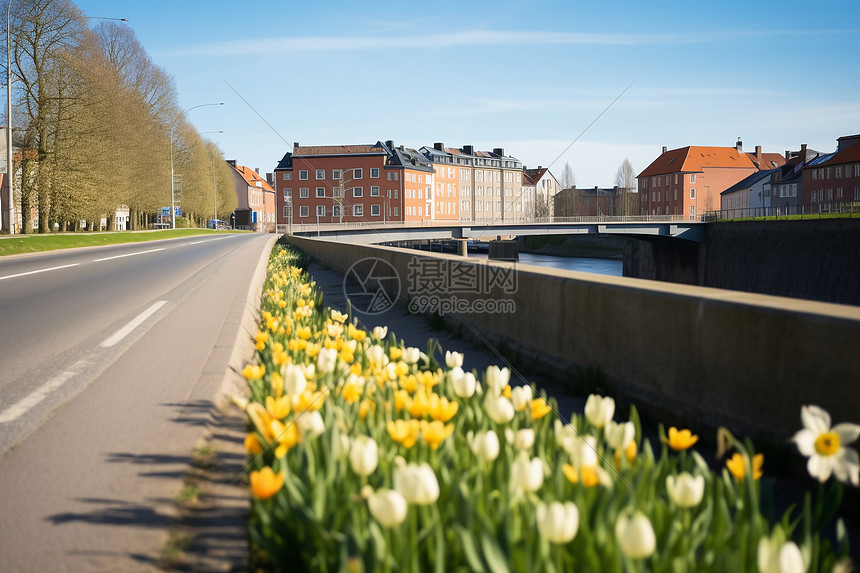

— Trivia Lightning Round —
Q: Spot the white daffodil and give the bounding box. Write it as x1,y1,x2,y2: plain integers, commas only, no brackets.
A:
792,405,860,486
666,472,705,508
510,450,544,493
536,501,580,544
367,489,408,528
445,350,464,368
348,435,378,477
467,430,500,463
615,509,656,559
584,394,615,429
485,393,515,425
394,460,440,505
511,385,534,412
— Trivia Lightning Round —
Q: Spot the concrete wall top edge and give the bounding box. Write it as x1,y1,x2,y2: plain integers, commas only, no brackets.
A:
288,236,860,324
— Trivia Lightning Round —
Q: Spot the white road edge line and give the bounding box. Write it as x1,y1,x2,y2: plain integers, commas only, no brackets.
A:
0,367,82,424
100,300,168,348
93,248,165,262
0,263,80,282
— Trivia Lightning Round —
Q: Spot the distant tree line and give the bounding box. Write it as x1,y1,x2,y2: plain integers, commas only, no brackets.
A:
3,0,236,232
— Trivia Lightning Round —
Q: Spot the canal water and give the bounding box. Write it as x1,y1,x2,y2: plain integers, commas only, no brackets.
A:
471,252,622,277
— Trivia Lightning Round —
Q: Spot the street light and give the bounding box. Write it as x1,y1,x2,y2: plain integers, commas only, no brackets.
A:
169,103,223,228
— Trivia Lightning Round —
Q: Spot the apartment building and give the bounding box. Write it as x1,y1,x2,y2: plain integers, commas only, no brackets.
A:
802,134,860,213
638,142,785,219
227,160,277,232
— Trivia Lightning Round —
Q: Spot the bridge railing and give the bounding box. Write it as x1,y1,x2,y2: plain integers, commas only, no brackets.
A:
277,215,690,234
704,203,860,221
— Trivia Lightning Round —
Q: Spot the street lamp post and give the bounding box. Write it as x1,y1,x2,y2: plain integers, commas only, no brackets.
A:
199,130,223,228
169,103,223,229
5,0,13,234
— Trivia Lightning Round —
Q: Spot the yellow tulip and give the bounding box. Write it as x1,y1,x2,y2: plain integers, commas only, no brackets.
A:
270,419,300,457
726,452,764,480
530,397,553,420
250,467,284,500
420,420,454,450
244,433,263,454
387,419,420,448
663,427,699,451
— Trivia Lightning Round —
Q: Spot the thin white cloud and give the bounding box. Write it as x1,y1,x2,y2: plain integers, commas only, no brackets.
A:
170,28,850,57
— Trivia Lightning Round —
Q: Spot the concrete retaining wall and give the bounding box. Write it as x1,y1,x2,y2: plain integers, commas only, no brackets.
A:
285,235,860,442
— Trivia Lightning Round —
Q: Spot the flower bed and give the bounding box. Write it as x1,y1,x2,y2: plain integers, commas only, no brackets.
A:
237,246,857,572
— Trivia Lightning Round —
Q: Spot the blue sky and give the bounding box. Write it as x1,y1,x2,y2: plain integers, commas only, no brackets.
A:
75,0,860,187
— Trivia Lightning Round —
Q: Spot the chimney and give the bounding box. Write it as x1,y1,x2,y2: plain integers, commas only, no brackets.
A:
293,142,299,150
493,147,505,156
736,139,743,152
463,145,474,155
385,140,394,150
755,145,761,159
662,146,667,154
434,142,444,151
537,165,542,170
785,150,790,160
255,167,260,174
226,159,236,168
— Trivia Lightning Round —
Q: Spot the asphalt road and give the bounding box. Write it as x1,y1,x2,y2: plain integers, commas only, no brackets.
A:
0,232,275,571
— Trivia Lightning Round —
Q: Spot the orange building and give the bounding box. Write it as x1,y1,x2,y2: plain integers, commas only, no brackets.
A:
227,160,277,232
638,142,784,219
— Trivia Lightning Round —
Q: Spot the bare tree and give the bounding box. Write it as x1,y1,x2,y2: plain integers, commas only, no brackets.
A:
559,161,575,190
614,158,636,217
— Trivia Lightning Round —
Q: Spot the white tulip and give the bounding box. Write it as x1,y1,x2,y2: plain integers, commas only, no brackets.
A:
536,501,580,544
468,430,500,463
665,472,705,508
584,394,615,429
394,461,440,505
757,530,805,573
485,394,515,425
511,385,534,412
606,420,636,451
445,350,464,368
348,435,378,476
316,347,338,374
506,428,535,450
510,451,544,493
615,510,656,559
485,365,510,396
296,410,325,440
282,363,307,397
403,347,421,364
367,489,408,528
365,344,388,368
371,326,388,340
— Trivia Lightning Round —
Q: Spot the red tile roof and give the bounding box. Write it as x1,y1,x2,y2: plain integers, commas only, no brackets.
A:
235,164,274,192
638,146,759,178
818,136,860,165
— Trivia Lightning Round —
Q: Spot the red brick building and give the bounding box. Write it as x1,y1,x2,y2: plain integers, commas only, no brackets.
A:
802,134,860,213
273,141,435,227
638,142,784,219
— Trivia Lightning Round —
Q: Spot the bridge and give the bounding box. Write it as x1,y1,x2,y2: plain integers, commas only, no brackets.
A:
283,216,705,243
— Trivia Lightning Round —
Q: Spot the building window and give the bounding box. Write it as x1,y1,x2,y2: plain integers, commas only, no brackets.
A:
333,205,341,217
371,205,380,216
371,168,379,178
393,172,398,181
283,206,288,217
283,189,291,199
316,205,325,217
353,205,363,217
674,189,677,200
353,168,363,179
299,188,309,198
353,187,363,197
333,169,342,180
393,190,399,198
283,173,292,180
387,172,391,180
418,189,423,199
299,170,308,180
393,207,399,216
316,187,326,198
370,186,380,196
461,200,470,210
690,206,695,219
315,169,325,179
299,206,309,217
836,166,842,178
690,173,696,183
690,188,695,199
418,206,423,216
